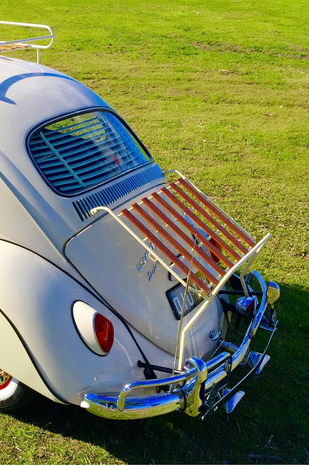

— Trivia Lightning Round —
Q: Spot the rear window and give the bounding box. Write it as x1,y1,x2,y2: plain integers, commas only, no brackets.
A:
28,111,151,195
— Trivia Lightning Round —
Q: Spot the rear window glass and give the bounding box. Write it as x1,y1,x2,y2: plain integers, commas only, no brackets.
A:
28,111,151,195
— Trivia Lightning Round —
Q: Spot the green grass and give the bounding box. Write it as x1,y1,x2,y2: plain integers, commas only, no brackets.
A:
0,0,309,463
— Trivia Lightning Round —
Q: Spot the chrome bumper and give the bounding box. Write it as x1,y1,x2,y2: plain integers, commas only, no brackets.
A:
82,271,277,420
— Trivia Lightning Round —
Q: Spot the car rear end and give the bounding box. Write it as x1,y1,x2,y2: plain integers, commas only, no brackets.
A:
0,56,279,419
26,106,279,420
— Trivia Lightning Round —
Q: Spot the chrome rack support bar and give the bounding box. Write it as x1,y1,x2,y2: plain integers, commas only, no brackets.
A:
177,235,270,370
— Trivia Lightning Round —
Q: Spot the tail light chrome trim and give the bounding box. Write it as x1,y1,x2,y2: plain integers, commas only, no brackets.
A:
72,301,114,356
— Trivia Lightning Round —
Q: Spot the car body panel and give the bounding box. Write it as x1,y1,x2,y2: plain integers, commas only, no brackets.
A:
0,311,62,403
0,240,167,404
65,201,225,357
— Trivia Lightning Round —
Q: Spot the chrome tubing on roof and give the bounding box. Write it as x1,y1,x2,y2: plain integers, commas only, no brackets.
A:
0,21,54,63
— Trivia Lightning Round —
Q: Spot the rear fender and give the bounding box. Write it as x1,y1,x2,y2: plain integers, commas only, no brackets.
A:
0,240,148,405
0,311,65,403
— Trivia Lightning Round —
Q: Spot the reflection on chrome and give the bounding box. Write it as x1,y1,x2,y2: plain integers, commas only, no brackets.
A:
83,271,278,420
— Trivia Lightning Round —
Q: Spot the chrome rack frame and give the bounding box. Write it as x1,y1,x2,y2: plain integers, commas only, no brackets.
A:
90,171,271,370
0,21,54,63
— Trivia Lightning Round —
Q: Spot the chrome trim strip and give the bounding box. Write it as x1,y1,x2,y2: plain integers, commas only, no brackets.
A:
205,351,231,372
118,360,199,411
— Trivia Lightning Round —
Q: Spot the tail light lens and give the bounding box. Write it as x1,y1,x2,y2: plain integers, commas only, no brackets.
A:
209,238,223,263
94,313,114,354
73,301,114,356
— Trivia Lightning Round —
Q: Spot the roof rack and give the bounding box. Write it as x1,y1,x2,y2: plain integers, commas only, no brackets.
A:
90,170,270,369
0,21,54,64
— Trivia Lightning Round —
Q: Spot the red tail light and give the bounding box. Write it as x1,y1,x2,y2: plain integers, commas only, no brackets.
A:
94,313,114,354
209,238,223,263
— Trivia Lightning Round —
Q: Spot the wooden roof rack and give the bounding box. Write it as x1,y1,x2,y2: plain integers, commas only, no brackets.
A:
0,21,54,64
121,173,257,292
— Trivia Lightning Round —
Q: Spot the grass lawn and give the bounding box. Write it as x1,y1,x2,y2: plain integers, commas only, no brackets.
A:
0,0,309,463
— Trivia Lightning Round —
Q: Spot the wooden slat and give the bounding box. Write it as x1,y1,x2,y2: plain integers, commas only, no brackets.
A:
161,186,244,258
122,208,211,294
0,44,29,50
133,202,220,284
145,195,233,269
178,178,255,247
168,183,249,254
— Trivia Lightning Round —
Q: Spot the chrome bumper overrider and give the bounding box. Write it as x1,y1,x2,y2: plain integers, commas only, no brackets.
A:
82,271,278,420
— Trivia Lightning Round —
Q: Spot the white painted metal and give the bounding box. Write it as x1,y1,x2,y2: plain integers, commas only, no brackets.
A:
90,205,191,290
0,241,180,404
65,209,224,358
0,313,62,402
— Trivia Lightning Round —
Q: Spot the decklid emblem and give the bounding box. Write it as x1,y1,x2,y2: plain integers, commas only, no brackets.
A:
136,243,155,271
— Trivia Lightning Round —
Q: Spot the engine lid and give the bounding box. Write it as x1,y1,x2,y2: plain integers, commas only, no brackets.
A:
65,175,255,357
65,199,223,357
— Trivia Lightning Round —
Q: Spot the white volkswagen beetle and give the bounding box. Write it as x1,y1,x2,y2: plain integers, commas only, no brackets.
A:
0,22,279,420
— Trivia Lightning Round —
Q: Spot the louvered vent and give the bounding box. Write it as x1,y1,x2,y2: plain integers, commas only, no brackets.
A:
28,111,150,195
73,164,164,221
